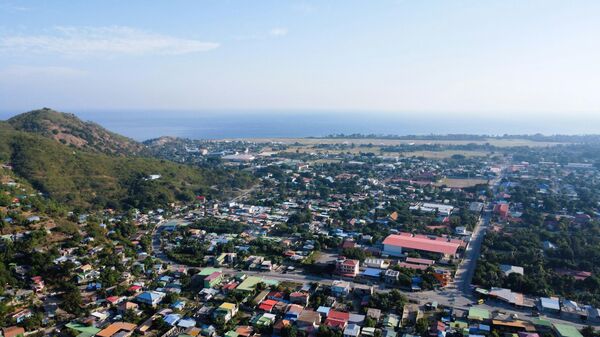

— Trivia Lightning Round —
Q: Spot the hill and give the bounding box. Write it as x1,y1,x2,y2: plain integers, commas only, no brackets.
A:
0,114,254,210
8,108,144,155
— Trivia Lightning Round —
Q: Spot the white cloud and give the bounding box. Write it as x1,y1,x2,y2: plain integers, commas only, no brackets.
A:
0,65,87,77
269,27,288,37
0,26,219,57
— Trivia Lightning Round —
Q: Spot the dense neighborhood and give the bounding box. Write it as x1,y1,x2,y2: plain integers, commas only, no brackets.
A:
2,129,600,337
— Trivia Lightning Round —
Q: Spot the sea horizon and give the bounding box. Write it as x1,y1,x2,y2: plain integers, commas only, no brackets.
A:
1,109,599,141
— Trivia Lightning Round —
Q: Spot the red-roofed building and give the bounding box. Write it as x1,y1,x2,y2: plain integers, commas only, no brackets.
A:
335,257,360,277
325,310,349,329
259,299,278,312
494,203,509,219
383,233,460,258
128,285,142,293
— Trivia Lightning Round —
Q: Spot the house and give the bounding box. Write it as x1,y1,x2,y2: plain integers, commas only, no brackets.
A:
285,304,304,321
362,327,376,337
290,291,310,306
12,309,32,323
253,313,277,327
297,310,321,331
364,258,389,269
164,313,181,326
30,276,45,293
352,284,374,296
258,299,278,312
539,297,560,314
384,270,400,284
331,280,351,297
214,302,238,322
325,310,350,330
553,324,584,337
2,326,25,337
204,271,224,288
494,203,509,219
96,322,137,337
366,308,382,322
118,301,139,314
382,314,399,328
336,257,360,277
135,291,165,307
343,324,361,337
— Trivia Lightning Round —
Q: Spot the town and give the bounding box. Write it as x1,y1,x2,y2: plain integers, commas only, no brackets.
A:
2,133,599,337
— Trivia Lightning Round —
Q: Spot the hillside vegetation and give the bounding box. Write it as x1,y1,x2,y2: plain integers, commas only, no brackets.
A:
0,112,254,211
8,108,144,155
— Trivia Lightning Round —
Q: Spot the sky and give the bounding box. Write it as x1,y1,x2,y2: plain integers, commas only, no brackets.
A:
1,0,600,125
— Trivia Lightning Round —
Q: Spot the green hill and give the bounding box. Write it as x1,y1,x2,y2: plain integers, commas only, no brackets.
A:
0,112,254,210
8,108,144,155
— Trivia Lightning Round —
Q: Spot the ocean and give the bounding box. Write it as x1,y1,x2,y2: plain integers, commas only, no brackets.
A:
1,110,597,141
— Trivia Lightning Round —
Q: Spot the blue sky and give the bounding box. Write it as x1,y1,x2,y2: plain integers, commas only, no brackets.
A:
1,0,600,122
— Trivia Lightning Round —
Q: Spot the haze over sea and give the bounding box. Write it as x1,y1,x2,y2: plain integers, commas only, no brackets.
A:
1,110,598,141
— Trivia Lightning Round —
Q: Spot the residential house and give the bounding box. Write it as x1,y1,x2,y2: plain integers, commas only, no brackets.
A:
343,324,361,337
135,291,166,307
214,302,238,322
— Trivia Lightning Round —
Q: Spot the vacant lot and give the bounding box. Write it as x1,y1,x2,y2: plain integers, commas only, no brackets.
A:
400,150,489,159
435,178,489,188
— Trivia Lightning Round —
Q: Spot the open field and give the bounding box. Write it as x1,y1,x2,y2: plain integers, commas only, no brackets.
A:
435,177,489,188
400,150,489,159
278,146,490,159
231,137,566,148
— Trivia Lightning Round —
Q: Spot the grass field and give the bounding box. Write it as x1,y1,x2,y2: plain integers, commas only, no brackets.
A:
401,150,489,159
236,137,565,148
435,178,489,188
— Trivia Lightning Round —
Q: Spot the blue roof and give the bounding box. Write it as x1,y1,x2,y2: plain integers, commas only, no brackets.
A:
362,268,383,277
540,297,560,310
317,306,331,315
164,313,181,325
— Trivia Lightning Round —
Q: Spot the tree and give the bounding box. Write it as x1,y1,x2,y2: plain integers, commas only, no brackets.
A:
580,326,598,337
282,325,298,337
62,285,83,314
415,318,429,335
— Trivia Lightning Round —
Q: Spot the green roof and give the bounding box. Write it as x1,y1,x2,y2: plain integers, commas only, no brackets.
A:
66,322,102,335
237,276,264,291
198,267,222,276
467,307,490,320
531,318,553,327
554,324,583,337
225,331,240,337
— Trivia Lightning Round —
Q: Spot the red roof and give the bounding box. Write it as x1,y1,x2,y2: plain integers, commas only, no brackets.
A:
259,299,278,312
405,257,435,265
383,234,460,255
341,259,359,267
327,310,350,321
324,318,348,329
106,296,120,304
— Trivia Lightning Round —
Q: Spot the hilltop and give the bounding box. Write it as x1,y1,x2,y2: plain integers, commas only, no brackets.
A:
0,110,254,210
8,108,144,155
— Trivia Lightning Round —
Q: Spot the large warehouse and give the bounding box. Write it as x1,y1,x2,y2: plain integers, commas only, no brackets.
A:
382,233,461,258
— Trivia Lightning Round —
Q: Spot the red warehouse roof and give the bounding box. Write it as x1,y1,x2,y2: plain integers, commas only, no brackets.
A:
383,234,460,255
